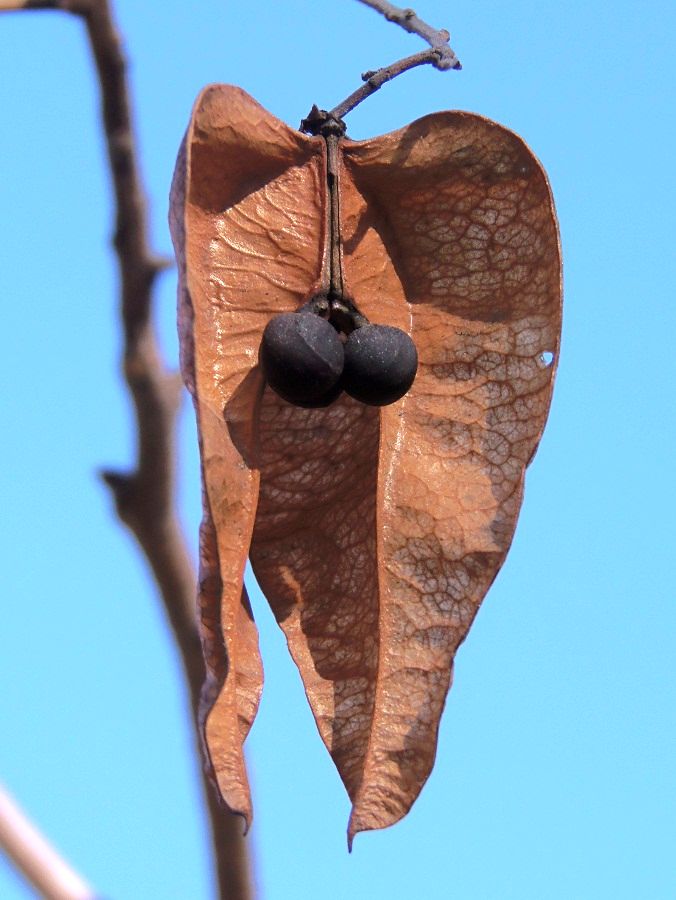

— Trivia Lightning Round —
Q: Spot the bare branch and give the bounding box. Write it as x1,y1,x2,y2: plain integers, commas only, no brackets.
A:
0,0,72,10
330,48,442,122
0,1,50,9
301,0,460,133
0,784,97,900
355,0,460,67
1,2,252,897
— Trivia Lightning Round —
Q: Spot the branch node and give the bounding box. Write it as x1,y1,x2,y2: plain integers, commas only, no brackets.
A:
299,105,346,137
100,468,137,517
164,369,185,407
319,0,461,126
152,252,174,273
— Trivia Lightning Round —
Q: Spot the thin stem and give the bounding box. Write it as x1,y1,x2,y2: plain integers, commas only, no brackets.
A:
0,1,55,8
326,134,344,299
0,784,97,900
355,0,459,63
330,48,446,122
318,130,369,332
301,0,460,134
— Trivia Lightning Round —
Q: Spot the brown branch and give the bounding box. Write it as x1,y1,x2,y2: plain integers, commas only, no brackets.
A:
301,0,460,133
0,1,53,8
355,0,459,63
0,2,252,897
330,48,447,122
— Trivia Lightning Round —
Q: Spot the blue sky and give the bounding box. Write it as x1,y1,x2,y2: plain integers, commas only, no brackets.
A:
1,0,675,897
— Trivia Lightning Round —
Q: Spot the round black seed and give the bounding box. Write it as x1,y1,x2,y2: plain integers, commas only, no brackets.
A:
342,324,418,406
260,312,344,406
294,378,344,409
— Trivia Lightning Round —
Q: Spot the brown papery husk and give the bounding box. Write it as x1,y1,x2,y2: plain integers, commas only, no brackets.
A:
170,84,562,842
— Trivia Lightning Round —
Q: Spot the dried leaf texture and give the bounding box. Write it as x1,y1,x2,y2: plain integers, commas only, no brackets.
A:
169,84,325,826
249,110,561,843
172,84,561,840
341,115,562,841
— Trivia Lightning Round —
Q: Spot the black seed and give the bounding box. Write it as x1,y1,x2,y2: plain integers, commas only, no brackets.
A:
294,378,344,409
343,324,418,406
260,312,344,406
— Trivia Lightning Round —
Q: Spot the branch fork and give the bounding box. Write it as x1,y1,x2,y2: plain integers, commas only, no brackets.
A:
301,0,461,132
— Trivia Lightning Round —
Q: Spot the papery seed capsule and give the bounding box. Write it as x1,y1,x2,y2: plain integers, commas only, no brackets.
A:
260,312,344,407
343,324,418,406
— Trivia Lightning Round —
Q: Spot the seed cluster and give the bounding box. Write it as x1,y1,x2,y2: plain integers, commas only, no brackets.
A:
260,303,417,408
259,123,418,407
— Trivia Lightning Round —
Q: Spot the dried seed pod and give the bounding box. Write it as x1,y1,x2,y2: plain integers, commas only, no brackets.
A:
170,84,562,842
